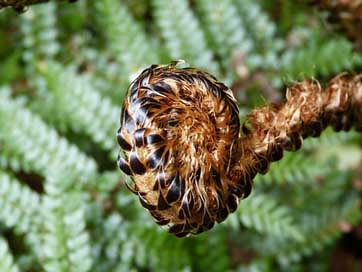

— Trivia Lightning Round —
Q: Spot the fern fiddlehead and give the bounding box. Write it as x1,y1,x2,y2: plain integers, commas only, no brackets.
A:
117,61,362,237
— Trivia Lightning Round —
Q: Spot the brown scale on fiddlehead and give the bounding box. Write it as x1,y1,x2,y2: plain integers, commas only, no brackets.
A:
117,61,362,237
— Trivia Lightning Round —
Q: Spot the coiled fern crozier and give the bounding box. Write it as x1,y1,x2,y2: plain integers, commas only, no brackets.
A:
0,0,362,271
117,61,362,237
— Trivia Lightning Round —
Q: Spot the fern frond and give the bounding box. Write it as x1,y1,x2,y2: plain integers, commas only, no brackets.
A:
243,193,361,267
234,0,282,69
281,38,362,81
89,210,193,272
39,172,92,272
0,171,40,233
275,196,361,266
192,229,229,272
229,193,304,242
255,151,334,185
79,48,128,102
0,88,97,185
93,0,158,78
41,192,92,272
195,0,253,75
0,237,20,272
35,62,119,154
20,2,59,69
152,0,219,74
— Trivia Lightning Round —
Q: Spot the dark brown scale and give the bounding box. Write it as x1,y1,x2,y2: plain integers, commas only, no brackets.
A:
117,131,132,151
284,132,303,151
196,227,205,234
157,172,172,189
168,224,190,237
168,119,179,127
181,196,192,218
302,120,324,138
156,219,170,226
146,134,164,145
180,201,190,218
341,116,352,132
178,209,185,220
150,81,174,95
123,110,136,133
202,212,214,230
255,154,270,175
331,112,353,132
117,156,133,176
242,123,252,135
241,180,253,198
216,206,229,223
134,128,146,147
148,145,166,169
152,180,159,191
175,232,189,238
166,175,182,204
232,183,246,198
133,107,149,126
269,144,284,162
211,168,222,188
169,224,186,235
226,194,239,213
195,168,201,182
330,112,344,132
157,192,171,210
139,196,157,211
129,152,146,175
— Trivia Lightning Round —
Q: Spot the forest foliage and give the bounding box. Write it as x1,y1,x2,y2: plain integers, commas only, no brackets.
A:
0,0,361,271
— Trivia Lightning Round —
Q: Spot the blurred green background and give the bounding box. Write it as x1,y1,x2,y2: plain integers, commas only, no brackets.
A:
0,0,361,271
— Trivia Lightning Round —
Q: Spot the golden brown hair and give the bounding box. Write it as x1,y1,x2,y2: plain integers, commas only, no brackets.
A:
117,62,362,237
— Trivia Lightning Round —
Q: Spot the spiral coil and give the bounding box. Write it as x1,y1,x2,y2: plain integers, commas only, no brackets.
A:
117,62,362,237
117,62,254,236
